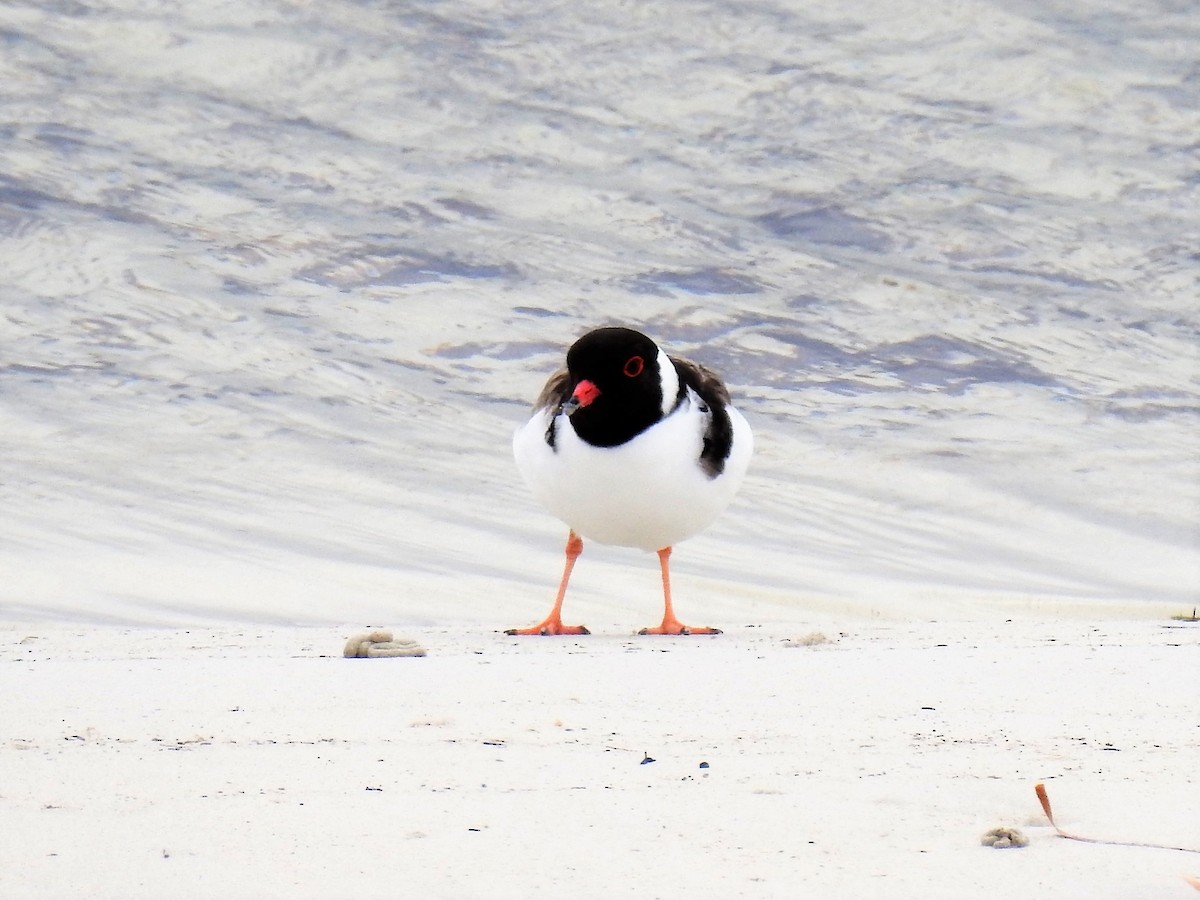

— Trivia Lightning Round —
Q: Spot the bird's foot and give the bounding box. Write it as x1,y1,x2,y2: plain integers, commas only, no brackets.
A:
505,619,590,636
638,619,722,636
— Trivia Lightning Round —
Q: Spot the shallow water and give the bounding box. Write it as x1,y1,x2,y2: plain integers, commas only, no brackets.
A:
1,0,1197,624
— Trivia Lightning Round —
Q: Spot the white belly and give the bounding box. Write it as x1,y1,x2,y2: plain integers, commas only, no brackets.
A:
513,394,752,551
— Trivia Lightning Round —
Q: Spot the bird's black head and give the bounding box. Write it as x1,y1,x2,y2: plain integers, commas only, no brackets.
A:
562,327,668,447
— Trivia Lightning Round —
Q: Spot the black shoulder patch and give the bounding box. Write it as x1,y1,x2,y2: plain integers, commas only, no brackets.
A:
670,356,734,479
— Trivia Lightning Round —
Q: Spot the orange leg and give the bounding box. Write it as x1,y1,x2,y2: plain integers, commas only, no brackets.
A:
638,547,721,635
505,531,590,636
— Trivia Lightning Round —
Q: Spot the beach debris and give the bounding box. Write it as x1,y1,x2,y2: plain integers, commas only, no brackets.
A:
343,630,426,658
981,827,1029,848
1035,783,1200,854
789,631,831,647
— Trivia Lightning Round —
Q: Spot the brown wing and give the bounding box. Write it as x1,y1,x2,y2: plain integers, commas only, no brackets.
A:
534,368,571,412
533,368,572,450
669,356,731,407
669,355,735,479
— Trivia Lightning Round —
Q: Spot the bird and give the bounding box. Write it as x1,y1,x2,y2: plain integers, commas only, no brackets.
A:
507,326,752,635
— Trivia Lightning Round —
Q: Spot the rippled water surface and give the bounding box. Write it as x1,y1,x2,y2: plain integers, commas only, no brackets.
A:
2,0,1197,624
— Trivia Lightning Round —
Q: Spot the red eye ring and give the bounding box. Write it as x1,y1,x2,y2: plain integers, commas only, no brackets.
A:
623,355,644,378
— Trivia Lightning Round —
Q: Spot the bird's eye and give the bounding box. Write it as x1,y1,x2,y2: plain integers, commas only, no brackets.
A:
623,355,644,378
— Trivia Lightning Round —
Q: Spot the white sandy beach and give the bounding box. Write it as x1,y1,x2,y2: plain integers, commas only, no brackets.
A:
2,0,1198,897
3,616,1197,899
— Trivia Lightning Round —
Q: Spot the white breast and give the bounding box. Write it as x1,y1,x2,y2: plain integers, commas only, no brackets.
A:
513,389,752,551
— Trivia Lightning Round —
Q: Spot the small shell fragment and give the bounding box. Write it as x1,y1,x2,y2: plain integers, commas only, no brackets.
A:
343,630,427,658
981,826,1029,849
